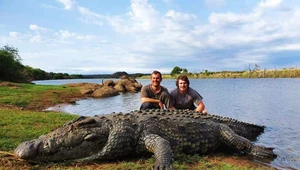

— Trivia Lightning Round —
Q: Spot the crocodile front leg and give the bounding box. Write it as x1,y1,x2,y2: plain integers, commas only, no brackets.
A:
140,133,174,170
74,123,136,162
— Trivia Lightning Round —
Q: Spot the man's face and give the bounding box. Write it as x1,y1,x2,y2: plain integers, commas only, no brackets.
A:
178,79,188,92
151,74,162,87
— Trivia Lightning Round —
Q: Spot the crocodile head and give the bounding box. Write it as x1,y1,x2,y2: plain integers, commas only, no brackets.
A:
14,116,110,162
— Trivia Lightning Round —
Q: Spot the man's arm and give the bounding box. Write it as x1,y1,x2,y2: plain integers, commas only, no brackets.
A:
195,101,208,114
141,97,164,109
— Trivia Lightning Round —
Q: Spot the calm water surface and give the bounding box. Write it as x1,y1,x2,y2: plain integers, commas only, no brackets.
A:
34,78,300,169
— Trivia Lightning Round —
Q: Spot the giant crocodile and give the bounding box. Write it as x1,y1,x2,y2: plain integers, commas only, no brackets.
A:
15,109,276,169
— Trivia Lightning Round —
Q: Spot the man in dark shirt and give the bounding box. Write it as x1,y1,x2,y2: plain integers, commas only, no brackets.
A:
140,70,174,110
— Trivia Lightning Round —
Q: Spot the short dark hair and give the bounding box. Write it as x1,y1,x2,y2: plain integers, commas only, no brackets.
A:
151,70,162,79
176,75,190,87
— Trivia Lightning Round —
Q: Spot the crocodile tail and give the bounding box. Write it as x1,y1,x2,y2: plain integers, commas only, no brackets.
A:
249,145,277,159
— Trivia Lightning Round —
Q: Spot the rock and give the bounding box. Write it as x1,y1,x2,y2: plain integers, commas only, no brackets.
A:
65,83,102,95
114,82,126,92
103,80,115,87
93,86,119,98
120,76,142,92
80,88,94,95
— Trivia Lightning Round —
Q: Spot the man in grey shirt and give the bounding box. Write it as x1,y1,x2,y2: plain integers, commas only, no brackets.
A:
170,75,208,114
140,70,173,110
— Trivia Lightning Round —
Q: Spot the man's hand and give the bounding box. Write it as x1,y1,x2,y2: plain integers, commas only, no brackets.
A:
158,100,164,109
195,108,208,114
202,109,208,114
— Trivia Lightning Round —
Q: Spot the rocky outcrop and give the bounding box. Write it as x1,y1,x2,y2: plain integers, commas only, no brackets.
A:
64,76,142,98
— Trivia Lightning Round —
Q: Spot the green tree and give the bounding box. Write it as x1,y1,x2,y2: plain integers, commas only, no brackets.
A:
170,66,182,76
1,45,21,61
170,66,189,76
0,45,26,82
23,66,51,81
204,70,211,76
53,73,65,79
182,68,188,74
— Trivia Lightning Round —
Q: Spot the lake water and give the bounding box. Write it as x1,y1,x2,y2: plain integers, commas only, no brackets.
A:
33,78,300,169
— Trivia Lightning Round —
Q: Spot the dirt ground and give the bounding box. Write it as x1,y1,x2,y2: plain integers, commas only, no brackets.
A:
0,152,275,170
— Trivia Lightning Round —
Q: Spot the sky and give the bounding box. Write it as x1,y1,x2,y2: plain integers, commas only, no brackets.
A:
1,0,300,74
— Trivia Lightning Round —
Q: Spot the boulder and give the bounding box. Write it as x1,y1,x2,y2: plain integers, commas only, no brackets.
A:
65,83,102,95
120,76,142,92
80,88,94,95
103,80,115,87
93,86,119,98
114,82,126,92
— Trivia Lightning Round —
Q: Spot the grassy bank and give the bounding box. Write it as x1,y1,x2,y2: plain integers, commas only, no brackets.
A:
0,109,78,151
0,82,83,110
0,82,274,169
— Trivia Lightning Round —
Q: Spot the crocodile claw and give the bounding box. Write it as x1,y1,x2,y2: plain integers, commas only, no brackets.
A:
249,145,277,159
153,162,173,170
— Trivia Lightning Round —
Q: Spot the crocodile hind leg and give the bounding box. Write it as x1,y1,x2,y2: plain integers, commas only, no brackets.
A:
218,124,276,159
139,133,174,170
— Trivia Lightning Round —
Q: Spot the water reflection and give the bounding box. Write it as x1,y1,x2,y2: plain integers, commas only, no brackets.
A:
51,92,142,116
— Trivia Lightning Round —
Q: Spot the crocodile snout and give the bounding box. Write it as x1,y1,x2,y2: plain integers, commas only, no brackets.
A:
14,139,42,160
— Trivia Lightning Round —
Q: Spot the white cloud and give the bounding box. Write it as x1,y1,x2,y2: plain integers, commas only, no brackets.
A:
277,43,300,51
208,12,257,27
165,10,197,21
9,32,20,38
205,0,225,7
76,35,96,40
78,6,100,17
253,42,300,53
60,30,76,38
126,0,160,32
258,0,282,9
77,6,104,26
57,30,102,42
5,32,33,43
30,35,42,43
57,0,74,10
29,24,48,31
162,0,173,4
41,3,59,9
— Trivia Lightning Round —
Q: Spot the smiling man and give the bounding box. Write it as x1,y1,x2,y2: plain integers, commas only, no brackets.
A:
140,70,174,110
170,75,208,114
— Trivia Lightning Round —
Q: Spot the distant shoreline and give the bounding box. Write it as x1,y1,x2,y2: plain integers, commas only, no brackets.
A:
51,68,300,79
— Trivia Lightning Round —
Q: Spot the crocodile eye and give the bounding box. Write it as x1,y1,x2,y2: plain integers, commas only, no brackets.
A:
43,142,49,149
43,139,53,150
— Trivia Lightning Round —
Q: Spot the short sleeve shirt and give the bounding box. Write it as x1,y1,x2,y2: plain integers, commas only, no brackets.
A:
170,87,203,110
140,84,172,109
